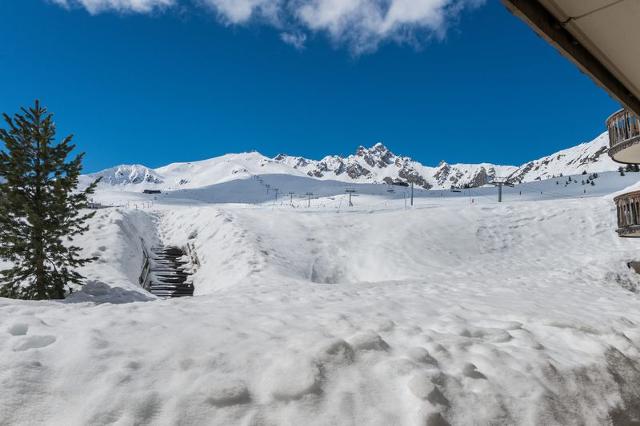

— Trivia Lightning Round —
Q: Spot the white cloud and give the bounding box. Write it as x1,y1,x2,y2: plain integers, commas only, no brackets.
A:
200,0,279,24
50,0,485,52
51,0,174,14
280,32,307,50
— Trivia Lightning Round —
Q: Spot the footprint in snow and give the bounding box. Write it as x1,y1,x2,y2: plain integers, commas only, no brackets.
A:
348,331,390,352
462,363,487,380
13,335,57,352
7,323,29,336
205,381,251,407
408,372,450,407
264,356,321,402
407,347,438,366
425,412,451,426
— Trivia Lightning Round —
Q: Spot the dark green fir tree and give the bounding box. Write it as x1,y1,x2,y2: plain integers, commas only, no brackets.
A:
0,101,100,299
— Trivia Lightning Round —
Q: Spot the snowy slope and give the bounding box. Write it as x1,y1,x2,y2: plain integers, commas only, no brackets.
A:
153,152,309,189
83,132,620,192
81,152,309,191
508,132,616,183
3,195,640,425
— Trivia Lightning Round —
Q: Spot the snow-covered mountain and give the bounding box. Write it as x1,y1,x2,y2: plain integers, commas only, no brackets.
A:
90,165,164,186
84,131,618,190
507,132,616,183
273,143,517,189
83,152,309,190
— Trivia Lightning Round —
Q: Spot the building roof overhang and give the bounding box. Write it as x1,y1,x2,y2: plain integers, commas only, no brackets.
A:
502,0,640,116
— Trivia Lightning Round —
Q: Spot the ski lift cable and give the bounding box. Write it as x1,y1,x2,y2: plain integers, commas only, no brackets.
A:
514,185,592,200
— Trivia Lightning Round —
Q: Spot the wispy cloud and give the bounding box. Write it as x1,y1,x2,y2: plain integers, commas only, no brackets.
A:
50,0,485,53
280,32,307,50
51,0,175,14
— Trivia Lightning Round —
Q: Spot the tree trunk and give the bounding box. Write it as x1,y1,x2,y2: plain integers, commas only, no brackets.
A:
33,104,47,300
33,228,47,299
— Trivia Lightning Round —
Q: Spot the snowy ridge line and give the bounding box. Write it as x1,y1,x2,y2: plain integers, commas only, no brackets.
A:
82,132,617,192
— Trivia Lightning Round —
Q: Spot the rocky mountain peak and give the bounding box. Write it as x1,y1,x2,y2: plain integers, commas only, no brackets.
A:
354,143,396,168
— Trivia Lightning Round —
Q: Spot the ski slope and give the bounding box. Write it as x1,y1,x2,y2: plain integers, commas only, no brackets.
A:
3,172,640,425
91,169,640,208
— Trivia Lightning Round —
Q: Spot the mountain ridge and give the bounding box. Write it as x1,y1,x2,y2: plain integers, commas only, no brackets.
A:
85,132,617,191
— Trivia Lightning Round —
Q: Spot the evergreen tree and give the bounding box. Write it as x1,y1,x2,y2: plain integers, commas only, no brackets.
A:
0,101,100,299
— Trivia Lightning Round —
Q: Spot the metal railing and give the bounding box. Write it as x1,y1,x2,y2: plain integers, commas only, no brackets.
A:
607,109,640,161
185,242,200,269
614,191,640,237
139,238,152,290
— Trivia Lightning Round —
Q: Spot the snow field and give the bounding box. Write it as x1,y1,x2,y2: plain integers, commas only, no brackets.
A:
3,194,640,425
89,168,640,211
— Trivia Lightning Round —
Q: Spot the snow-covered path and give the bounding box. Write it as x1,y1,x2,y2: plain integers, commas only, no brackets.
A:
2,196,640,425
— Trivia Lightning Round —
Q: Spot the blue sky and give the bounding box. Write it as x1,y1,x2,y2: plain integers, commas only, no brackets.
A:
0,0,620,173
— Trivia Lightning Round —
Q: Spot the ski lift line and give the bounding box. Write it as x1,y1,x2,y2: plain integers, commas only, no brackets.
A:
513,185,594,200
501,185,571,199
514,183,588,198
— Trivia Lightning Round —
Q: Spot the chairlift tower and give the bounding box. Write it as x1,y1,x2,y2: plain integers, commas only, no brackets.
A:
288,192,295,205
345,189,357,207
305,192,314,208
410,182,414,207
491,177,514,203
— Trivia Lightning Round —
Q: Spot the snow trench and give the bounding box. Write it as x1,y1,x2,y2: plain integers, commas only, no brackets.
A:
66,208,160,303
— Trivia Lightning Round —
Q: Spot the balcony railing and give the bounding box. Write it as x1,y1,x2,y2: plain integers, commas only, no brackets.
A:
607,109,640,164
614,191,640,237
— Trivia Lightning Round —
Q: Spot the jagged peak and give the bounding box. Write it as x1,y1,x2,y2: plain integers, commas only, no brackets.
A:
355,142,392,156
88,163,163,185
372,142,388,151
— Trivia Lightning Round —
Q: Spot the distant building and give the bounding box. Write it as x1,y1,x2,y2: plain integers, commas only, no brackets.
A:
143,189,162,194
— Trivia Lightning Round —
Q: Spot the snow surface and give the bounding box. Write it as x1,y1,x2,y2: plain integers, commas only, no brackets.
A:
4,168,640,425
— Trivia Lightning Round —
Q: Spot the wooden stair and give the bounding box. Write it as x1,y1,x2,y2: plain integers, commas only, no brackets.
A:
147,246,194,298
